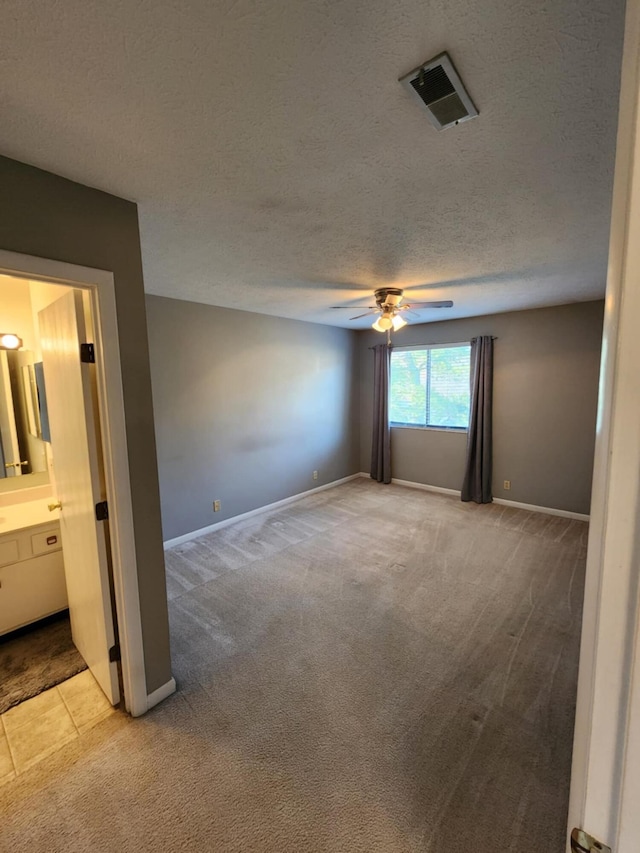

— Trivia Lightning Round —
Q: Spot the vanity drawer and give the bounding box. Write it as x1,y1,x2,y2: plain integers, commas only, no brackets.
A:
31,528,62,555
0,520,62,563
0,538,19,567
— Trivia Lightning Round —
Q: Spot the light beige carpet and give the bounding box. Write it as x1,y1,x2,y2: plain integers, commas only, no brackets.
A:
0,479,586,852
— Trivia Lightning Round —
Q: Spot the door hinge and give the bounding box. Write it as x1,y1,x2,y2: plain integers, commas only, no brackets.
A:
108,644,121,663
570,828,611,853
80,342,95,363
95,500,109,521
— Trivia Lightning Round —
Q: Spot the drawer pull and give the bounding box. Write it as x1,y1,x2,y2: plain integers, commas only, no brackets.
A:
46,536,58,546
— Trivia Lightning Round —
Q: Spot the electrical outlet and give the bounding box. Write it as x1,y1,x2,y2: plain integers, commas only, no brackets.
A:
213,500,221,512
313,470,318,480
503,480,511,491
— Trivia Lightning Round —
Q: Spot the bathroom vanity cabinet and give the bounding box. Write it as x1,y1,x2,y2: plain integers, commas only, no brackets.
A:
0,499,67,635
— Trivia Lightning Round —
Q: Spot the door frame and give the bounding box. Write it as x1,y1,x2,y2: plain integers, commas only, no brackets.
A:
567,0,640,849
0,248,148,717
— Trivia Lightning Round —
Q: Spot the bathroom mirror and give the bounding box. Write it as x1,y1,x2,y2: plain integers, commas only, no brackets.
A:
0,349,50,493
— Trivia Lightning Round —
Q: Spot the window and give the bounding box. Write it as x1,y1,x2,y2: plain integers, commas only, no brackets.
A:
389,343,471,429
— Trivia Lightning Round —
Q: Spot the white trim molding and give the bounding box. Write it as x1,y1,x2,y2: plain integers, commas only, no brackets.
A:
0,250,148,718
147,677,177,712
164,473,362,548
390,477,461,498
492,498,589,522
362,473,590,520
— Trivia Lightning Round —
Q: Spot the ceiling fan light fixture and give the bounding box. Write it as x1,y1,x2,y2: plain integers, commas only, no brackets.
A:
374,313,394,331
331,286,454,330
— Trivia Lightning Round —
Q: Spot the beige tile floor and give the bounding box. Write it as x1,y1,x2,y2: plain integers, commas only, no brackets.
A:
0,670,115,784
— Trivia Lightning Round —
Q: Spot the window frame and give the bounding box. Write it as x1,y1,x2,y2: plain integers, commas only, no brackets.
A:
389,341,471,432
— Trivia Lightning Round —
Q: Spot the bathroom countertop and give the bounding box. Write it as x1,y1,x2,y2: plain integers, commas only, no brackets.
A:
0,498,60,537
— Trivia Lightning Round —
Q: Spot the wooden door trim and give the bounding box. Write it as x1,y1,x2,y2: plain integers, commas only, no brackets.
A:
0,250,148,717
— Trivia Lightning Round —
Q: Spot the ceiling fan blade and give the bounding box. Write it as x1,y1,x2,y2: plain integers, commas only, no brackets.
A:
330,305,376,309
349,310,379,320
404,300,454,309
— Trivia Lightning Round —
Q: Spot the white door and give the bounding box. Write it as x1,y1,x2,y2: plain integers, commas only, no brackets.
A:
39,290,119,705
566,0,640,850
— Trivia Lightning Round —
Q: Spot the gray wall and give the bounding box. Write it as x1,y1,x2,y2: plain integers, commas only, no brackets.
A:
146,295,360,541
0,156,171,694
359,301,604,515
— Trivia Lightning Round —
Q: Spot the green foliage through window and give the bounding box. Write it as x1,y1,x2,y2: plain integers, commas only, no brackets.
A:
389,345,471,428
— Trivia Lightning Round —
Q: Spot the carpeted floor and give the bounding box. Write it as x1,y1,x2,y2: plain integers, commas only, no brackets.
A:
0,611,87,715
0,479,586,852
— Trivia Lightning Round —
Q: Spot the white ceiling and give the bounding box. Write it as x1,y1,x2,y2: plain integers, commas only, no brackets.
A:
0,0,625,328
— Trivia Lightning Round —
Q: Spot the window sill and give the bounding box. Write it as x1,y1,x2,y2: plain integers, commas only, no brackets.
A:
390,424,468,434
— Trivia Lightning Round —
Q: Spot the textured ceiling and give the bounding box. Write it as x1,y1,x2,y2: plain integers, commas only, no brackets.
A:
0,0,626,328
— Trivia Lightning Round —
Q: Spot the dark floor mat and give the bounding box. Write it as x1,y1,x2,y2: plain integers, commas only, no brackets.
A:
0,612,87,715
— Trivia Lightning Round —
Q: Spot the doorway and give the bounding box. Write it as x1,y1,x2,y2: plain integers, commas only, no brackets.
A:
0,273,122,778
0,250,151,727
0,276,120,719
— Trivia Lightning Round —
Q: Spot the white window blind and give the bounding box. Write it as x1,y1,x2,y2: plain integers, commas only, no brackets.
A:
389,344,471,429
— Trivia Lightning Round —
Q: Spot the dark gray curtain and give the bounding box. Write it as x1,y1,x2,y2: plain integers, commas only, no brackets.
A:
461,335,493,503
370,343,391,484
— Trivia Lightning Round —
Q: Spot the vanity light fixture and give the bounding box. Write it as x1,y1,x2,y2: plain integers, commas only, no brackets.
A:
0,333,23,350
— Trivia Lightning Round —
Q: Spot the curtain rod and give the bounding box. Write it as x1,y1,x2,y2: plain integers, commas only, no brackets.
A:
369,336,497,350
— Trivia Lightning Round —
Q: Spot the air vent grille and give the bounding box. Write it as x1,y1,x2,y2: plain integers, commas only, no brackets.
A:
428,92,469,126
400,52,478,131
410,65,455,105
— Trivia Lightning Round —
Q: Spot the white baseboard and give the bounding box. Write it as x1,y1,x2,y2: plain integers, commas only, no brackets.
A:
362,472,590,521
163,473,363,548
492,497,589,521
146,677,176,712
391,477,461,497
360,472,461,497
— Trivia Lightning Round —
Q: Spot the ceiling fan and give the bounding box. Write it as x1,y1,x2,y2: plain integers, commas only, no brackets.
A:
331,288,453,332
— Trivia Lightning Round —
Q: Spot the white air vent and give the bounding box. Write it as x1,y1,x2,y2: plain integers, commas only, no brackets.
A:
399,52,478,130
